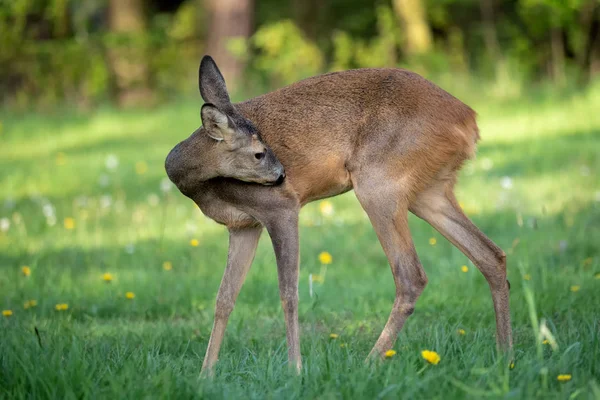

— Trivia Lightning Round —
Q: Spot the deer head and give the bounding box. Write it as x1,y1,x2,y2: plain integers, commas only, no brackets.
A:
165,56,285,197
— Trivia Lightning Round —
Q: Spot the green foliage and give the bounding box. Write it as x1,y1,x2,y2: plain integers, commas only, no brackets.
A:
330,6,401,70
0,0,599,108
251,19,324,86
0,85,600,398
0,0,203,109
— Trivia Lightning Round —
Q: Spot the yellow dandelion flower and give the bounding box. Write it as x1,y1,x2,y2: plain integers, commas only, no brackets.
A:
509,361,515,370
2,310,13,317
557,374,571,382
135,161,148,175
102,273,113,282
570,285,580,292
163,261,173,271
340,343,347,348
55,303,69,311
23,300,37,309
190,239,199,247
64,217,75,230
319,200,334,216
21,266,31,277
125,292,135,299
421,350,441,365
429,237,437,246
595,272,600,280
542,339,549,344
384,349,396,358
461,265,469,273
523,274,531,281
319,251,332,265
458,329,466,335
329,333,339,339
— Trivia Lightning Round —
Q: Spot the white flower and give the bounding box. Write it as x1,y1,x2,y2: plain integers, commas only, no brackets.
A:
147,194,160,207
100,195,113,209
105,154,119,171
500,176,513,190
42,203,56,218
0,218,10,232
98,174,110,187
160,177,173,193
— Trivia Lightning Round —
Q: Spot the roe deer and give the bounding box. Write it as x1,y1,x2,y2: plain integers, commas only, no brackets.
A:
165,56,513,375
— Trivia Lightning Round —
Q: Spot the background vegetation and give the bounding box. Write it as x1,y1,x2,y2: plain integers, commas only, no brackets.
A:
1,0,599,399
1,0,599,109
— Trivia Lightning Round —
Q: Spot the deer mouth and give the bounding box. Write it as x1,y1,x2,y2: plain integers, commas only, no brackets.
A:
263,172,286,186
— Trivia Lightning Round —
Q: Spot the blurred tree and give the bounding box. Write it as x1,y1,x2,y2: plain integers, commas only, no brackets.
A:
578,1,600,80
1,0,599,109
392,0,433,54
479,0,503,72
517,0,597,84
107,0,152,106
292,0,320,40
204,0,254,90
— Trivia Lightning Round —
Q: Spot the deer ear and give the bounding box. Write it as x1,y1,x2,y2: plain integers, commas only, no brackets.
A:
199,56,234,113
201,103,234,142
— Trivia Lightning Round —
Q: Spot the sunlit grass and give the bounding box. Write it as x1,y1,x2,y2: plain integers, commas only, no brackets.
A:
0,84,599,398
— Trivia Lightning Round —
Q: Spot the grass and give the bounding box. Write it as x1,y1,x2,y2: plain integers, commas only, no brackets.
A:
1,82,600,399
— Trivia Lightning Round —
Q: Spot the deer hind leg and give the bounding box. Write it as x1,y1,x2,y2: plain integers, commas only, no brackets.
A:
410,180,513,353
353,174,428,359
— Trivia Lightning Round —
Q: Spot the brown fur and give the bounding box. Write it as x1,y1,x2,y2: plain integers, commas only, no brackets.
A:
165,58,512,376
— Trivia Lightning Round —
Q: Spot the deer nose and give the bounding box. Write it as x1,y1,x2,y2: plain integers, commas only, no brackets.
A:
275,172,286,185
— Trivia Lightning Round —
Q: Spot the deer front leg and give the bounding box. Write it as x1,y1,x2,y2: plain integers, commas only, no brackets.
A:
265,212,302,374
201,226,262,377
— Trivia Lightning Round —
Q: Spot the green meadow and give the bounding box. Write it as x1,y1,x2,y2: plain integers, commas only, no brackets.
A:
1,83,599,399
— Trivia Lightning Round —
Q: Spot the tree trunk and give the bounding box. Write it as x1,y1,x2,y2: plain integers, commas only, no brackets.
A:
205,0,254,91
480,0,500,63
392,0,432,55
550,27,566,86
588,26,600,80
107,0,151,107
479,0,507,82
292,0,320,41
579,2,600,82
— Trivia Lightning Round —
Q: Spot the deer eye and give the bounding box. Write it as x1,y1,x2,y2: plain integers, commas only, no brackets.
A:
254,152,265,160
